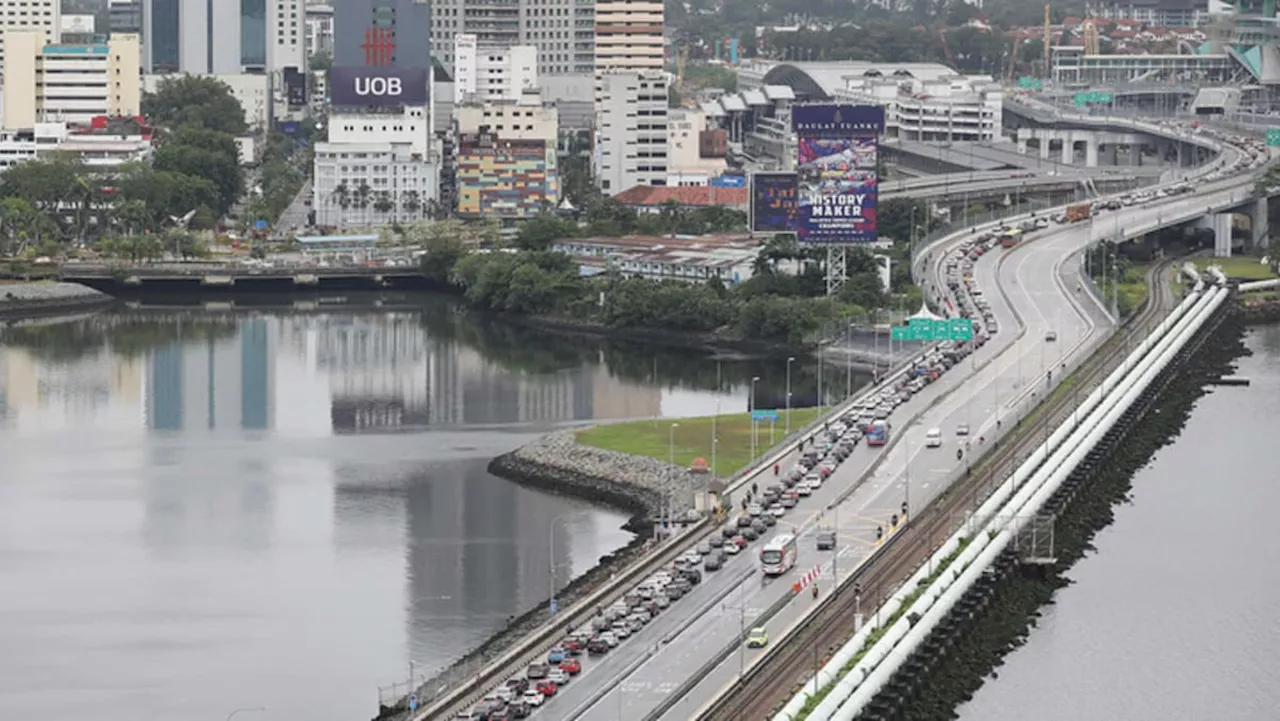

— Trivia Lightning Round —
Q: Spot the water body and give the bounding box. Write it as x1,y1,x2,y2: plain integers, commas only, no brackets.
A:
958,325,1280,721
0,295,865,721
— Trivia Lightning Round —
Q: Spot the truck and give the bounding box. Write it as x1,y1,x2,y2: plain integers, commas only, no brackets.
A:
1066,203,1092,223
1000,228,1021,248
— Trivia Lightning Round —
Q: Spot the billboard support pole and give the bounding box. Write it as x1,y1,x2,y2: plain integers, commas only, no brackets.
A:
826,246,847,296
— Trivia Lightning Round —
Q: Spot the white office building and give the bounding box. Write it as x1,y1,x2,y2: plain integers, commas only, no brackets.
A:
429,0,594,78
305,2,334,57
594,71,668,195
452,33,537,106
0,120,154,173
0,0,59,73
312,105,440,228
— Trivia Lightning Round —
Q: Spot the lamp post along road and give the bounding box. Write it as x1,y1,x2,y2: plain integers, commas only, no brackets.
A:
750,375,761,460
668,422,679,523
785,356,795,435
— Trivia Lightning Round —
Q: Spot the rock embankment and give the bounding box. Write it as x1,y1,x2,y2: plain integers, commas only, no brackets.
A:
0,282,110,318
489,428,708,525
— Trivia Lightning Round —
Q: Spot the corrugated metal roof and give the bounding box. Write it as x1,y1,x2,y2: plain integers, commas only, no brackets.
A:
763,85,796,101
720,94,748,112
701,101,727,117
742,89,769,105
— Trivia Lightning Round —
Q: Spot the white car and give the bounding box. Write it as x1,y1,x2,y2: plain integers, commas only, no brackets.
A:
679,550,701,566
770,504,787,518
747,503,763,517
724,541,742,555
925,428,943,448
611,621,632,639
548,667,570,685
599,631,619,647
523,689,545,707
795,482,814,497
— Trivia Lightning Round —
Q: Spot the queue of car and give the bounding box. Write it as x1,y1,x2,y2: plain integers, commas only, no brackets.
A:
454,230,1003,721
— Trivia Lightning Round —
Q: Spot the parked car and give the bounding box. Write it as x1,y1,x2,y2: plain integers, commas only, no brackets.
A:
816,530,836,550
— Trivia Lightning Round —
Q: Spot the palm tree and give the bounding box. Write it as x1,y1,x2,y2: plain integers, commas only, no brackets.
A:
331,182,351,210
355,183,373,210
374,190,394,215
401,190,422,217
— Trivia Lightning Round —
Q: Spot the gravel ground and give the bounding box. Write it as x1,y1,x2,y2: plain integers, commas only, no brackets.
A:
0,282,109,316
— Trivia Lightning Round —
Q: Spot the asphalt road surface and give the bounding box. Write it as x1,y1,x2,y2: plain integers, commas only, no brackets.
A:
535,217,1114,721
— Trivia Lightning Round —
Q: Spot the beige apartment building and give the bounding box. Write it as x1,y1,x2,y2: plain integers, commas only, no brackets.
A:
2,30,141,131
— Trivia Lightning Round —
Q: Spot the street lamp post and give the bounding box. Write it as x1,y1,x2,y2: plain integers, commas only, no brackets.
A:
845,323,854,399
750,376,761,460
785,357,795,435
226,708,267,721
668,422,680,523
550,511,590,614
711,399,720,479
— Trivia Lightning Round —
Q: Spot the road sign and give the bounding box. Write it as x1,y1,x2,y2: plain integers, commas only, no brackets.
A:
751,410,779,422
1267,128,1280,147
409,695,418,712
1073,91,1113,106
890,317,974,342
1018,76,1043,90
550,598,558,615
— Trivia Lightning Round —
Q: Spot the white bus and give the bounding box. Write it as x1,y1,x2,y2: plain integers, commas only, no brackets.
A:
760,533,798,576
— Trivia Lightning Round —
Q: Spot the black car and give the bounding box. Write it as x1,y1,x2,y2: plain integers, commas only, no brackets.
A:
508,701,531,719
587,639,610,655
741,527,759,541
816,531,837,550
759,514,776,528
723,525,740,539
708,534,725,549
704,552,724,571
505,678,529,695
681,567,703,584
737,514,754,528
751,519,769,535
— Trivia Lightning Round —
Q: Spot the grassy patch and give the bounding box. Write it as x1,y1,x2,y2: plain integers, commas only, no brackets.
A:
1195,256,1277,281
575,407,825,478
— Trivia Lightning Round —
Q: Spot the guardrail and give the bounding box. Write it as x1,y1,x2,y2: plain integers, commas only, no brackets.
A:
409,344,948,720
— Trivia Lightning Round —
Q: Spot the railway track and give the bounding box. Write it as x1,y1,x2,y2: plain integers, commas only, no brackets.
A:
703,259,1178,721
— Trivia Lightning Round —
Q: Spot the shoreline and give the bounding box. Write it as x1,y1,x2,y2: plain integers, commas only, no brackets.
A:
0,282,113,320
389,429,703,718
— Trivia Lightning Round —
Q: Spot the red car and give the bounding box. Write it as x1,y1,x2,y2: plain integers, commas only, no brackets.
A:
560,658,582,675
560,638,583,655
536,680,559,697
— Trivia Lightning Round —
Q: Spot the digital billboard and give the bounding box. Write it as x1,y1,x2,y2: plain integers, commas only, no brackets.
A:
283,66,307,108
750,172,799,233
328,66,428,107
791,105,885,244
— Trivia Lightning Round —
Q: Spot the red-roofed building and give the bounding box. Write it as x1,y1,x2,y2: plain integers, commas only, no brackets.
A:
612,185,749,212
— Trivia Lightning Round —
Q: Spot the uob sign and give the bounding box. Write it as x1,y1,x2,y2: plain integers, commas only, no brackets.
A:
329,66,428,107
355,76,402,97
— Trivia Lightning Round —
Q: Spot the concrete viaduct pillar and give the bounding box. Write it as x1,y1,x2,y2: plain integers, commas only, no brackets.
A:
1129,143,1143,167
1085,139,1099,168
1253,195,1270,250
1103,143,1119,166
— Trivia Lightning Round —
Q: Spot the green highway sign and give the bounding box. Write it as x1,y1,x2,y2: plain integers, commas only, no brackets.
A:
891,317,974,343
1073,91,1113,106
1267,128,1280,147
1017,76,1043,90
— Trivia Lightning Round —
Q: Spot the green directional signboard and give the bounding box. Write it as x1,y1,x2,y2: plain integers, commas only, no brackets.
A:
1267,128,1280,148
1017,76,1043,90
1074,91,1113,107
890,318,975,342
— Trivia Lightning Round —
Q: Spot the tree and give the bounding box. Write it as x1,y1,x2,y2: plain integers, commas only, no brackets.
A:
310,52,332,71
401,190,422,216
516,214,580,251
114,164,221,229
143,76,248,135
0,197,42,255
154,127,245,215
374,191,394,214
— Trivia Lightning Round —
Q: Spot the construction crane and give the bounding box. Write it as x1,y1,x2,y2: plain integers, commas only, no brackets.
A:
676,43,690,94
1082,17,1101,55
939,27,956,67
1043,4,1052,79
1006,35,1024,84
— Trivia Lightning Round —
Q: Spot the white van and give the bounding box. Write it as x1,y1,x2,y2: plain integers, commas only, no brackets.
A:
925,428,943,448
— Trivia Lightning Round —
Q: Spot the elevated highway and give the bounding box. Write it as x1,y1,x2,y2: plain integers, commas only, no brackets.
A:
394,109,1266,721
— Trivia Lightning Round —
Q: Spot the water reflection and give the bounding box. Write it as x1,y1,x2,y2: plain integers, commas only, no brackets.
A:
0,297,859,721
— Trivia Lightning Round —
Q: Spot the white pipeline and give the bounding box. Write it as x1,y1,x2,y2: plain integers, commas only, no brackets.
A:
828,287,1227,720
774,288,1210,721
1240,278,1280,292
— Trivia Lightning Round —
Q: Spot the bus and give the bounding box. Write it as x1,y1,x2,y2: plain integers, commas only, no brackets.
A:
866,420,890,447
760,533,798,575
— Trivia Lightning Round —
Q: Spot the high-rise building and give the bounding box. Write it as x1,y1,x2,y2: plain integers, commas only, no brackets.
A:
0,0,59,73
2,31,142,131
452,33,537,105
332,0,431,70
109,0,142,35
141,0,305,74
427,0,593,79
594,71,668,195
593,0,663,79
